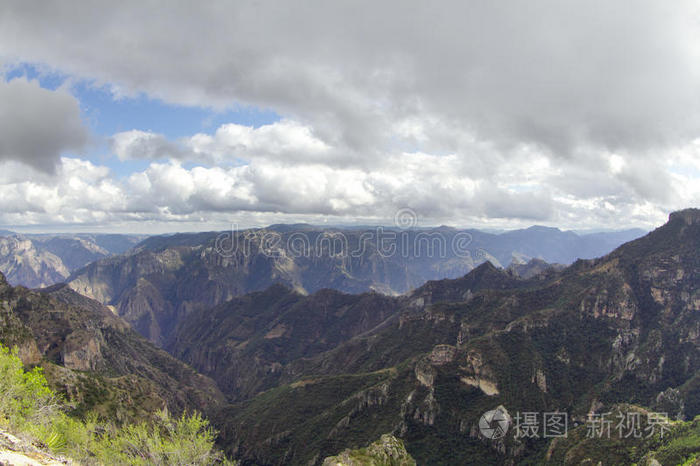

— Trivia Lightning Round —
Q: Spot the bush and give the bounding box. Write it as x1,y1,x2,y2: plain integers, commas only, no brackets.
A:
0,344,233,465
0,345,58,429
97,410,229,465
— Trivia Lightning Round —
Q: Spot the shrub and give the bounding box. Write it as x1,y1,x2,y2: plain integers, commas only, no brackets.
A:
97,410,230,465
0,344,234,465
0,345,58,429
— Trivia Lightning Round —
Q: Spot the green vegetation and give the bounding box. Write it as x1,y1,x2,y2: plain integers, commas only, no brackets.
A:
0,344,233,465
0,345,59,432
643,416,700,466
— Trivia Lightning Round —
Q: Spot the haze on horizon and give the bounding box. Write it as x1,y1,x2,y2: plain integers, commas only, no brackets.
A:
0,1,699,234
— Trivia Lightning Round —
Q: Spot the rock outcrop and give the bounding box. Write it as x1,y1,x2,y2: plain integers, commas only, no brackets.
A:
322,434,416,466
0,429,69,466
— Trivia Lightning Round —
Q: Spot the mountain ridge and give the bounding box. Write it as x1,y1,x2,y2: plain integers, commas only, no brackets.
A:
66,225,646,346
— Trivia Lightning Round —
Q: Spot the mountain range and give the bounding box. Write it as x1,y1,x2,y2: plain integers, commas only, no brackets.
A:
164,209,697,464
65,225,645,346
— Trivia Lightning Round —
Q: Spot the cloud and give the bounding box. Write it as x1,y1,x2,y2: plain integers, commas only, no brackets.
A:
0,158,123,224
2,1,700,158
0,152,695,232
112,120,331,166
111,130,186,161
0,78,87,171
187,120,331,163
0,1,698,230
98,118,700,229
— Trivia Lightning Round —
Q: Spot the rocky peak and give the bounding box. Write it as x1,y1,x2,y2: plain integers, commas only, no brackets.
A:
669,208,700,226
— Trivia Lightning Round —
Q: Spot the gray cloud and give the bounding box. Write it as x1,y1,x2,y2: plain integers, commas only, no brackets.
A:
111,130,188,161
2,1,699,158
0,78,87,171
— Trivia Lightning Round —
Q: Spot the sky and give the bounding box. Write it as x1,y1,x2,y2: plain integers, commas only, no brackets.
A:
0,1,699,233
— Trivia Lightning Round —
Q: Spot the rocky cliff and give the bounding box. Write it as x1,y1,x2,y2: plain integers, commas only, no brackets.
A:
169,285,400,401
0,233,142,289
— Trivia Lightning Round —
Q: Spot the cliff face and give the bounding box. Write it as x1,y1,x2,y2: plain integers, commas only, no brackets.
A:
0,233,142,289
0,273,225,422
67,226,644,346
0,273,42,366
198,210,698,465
68,230,482,346
0,236,69,288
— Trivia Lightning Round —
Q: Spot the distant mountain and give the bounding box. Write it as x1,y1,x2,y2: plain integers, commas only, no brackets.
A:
0,236,69,288
0,271,224,422
0,233,143,288
67,225,645,346
489,226,647,264
506,257,565,279
170,209,696,464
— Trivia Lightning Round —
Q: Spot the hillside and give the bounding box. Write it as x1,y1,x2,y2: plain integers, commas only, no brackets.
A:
168,285,400,401
0,345,231,465
0,271,225,424
545,404,700,465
